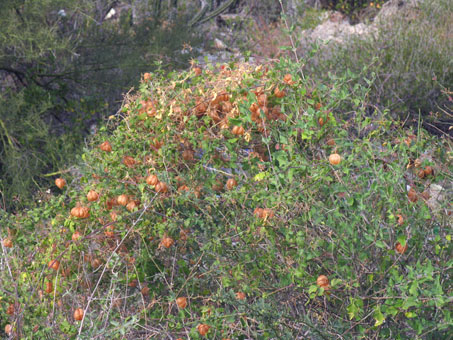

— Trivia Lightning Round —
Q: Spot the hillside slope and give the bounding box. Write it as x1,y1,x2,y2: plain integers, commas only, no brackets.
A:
1,60,452,339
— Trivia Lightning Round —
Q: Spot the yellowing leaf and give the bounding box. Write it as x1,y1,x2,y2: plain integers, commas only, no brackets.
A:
374,317,385,327
374,307,385,327
254,172,268,182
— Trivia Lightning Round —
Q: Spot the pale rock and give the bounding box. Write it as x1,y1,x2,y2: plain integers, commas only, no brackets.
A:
425,184,445,212
214,38,226,50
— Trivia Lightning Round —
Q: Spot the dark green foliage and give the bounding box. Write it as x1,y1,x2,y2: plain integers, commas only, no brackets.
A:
320,0,388,22
0,0,200,211
0,87,80,210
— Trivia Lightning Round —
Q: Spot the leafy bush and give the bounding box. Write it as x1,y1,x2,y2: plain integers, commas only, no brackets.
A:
1,56,451,339
304,0,453,131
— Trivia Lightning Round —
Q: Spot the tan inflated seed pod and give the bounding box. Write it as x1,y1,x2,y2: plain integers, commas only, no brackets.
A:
283,74,294,85
72,231,82,242
146,174,159,186
6,303,15,315
226,178,237,190
316,275,329,289
274,87,285,98
193,67,202,76
329,153,341,165
161,237,174,248
423,166,433,177
236,292,246,300
55,178,66,189
45,281,53,294
178,184,189,192
117,194,129,206
48,260,60,271
104,226,115,238
100,141,112,152
87,190,99,202
254,208,264,219
123,156,136,168
3,238,13,248
143,72,152,82
74,308,84,321
197,324,210,336
176,297,188,309
395,242,408,254
155,182,168,193
326,138,335,146
141,286,150,296
232,125,245,136
408,188,418,203
126,200,138,212
79,206,90,218
91,258,102,269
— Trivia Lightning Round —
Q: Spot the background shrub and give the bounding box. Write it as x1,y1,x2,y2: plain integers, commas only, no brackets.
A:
319,0,388,22
304,0,453,135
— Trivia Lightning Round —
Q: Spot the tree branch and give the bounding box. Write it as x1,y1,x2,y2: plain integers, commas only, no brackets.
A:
188,0,210,27
195,0,237,26
0,66,27,87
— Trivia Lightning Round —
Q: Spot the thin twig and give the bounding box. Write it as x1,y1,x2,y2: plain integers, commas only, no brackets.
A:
277,0,305,81
77,197,155,338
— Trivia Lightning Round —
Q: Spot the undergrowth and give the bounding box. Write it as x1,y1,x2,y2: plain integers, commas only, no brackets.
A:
304,0,453,131
0,56,452,339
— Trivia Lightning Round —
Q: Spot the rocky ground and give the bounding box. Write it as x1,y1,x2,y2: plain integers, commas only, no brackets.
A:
196,0,421,63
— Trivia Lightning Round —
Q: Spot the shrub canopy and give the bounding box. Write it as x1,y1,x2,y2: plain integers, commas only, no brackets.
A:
1,58,451,339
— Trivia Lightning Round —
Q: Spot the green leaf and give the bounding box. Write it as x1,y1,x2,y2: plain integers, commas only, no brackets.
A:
386,306,399,317
374,306,385,327
288,168,295,182
228,118,242,126
409,281,419,296
402,297,419,310
375,240,386,249
330,278,342,287
397,235,407,246
347,303,358,320
347,297,363,321
308,285,318,294
405,311,417,318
